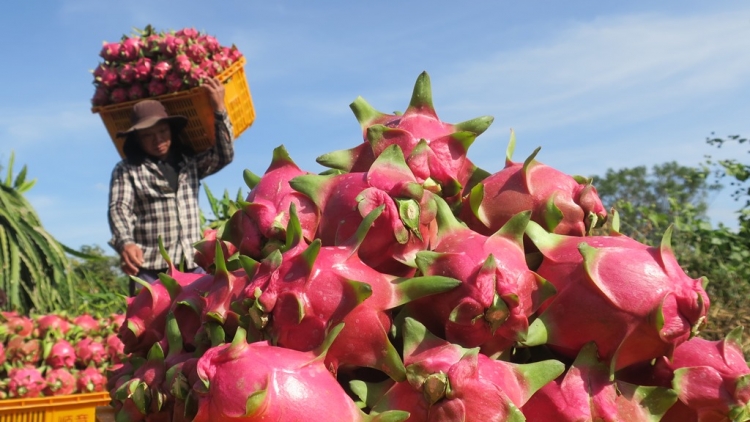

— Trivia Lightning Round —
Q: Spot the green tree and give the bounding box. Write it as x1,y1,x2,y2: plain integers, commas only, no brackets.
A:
591,161,721,245
705,133,750,228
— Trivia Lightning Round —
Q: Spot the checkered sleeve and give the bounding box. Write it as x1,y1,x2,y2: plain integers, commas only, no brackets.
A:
108,162,136,253
194,111,235,179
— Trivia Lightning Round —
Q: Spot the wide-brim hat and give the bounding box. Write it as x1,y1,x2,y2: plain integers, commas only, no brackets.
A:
116,99,188,137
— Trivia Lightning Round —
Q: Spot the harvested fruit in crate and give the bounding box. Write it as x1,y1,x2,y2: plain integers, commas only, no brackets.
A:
90,25,243,106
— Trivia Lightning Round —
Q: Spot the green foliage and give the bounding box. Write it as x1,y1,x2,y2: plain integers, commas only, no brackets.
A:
199,183,244,235
69,245,128,316
0,152,80,313
591,161,721,246
705,133,750,228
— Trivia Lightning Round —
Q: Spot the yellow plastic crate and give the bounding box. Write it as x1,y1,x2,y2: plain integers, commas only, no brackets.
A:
92,57,255,158
0,392,110,422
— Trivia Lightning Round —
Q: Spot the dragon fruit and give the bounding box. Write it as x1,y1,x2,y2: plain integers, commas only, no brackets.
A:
148,79,168,97
110,87,129,104
100,41,122,62
43,368,77,396
357,318,564,421
120,37,143,62
128,83,147,101
75,336,108,367
225,145,319,260
5,335,41,365
36,314,70,337
193,227,239,271
173,54,193,74
522,221,710,372
152,60,172,80
112,343,169,420
650,327,750,422
74,314,101,334
119,276,181,355
186,42,208,63
404,197,554,358
7,367,46,398
292,144,439,276
459,132,607,238
157,33,185,57
317,72,492,206
46,338,77,368
191,325,409,422
522,342,678,421
4,314,34,337
133,57,153,82
77,365,107,393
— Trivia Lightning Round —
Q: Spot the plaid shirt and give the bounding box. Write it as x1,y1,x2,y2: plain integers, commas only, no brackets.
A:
108,112,234,270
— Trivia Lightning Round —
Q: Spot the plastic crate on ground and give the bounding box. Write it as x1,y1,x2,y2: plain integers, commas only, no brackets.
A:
92,57,255,158
0,392,110,422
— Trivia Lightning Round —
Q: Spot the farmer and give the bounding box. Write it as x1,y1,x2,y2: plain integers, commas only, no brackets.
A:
108,77,234,296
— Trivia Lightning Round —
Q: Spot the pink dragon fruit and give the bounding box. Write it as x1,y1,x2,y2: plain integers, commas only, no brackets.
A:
522,342,678,421
291,144,439,276
173,54,192,74
44,367,78,396
112,342,170,420
7,367,46,398
459,132,608,238
522,221,710,372
119,276,181,355
193,228,239,272
110,313,126,331
46,338,77,368
100,41,122,62
652,327,750,422
358,318,564,421
4,314,34,337
91,85,110,106
151,60,172,80
75,336,108,367
175,27,200,40
120,37,143,61
186,66,208,87
186,42,208,63
245,205,459,380
128,83,147,101
316,71,493,205
36,314,70,337
198,34,220,53
165,70,186,93
106,333,126,364
225,145,320,260
95,64,120,89
110,87,129,104
199,59,223,78
133,57,153,82
404,197,555,358
74,313,101,333
148,79,168,97
5,335,41,365
191,325,408,422
77,365,107,393
157,33,185,58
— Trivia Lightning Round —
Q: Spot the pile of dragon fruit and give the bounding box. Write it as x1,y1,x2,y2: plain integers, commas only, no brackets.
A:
91,25,243,107
0,312,125,398
109,72,750,421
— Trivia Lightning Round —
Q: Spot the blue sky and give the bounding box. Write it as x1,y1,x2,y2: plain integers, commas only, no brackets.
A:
1,1,748,252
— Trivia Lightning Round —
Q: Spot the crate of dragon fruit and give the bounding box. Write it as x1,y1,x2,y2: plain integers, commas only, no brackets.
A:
90,25,255,158
0,392,111,422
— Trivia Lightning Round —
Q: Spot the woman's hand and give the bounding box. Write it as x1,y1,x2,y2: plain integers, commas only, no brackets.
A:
204,77,226,113
120,243,143,276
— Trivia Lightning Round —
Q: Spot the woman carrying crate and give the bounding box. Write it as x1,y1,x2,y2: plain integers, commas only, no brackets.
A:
107,78,234,296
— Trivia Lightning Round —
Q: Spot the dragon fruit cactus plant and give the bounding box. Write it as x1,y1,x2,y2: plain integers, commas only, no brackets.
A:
459,131,608,239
